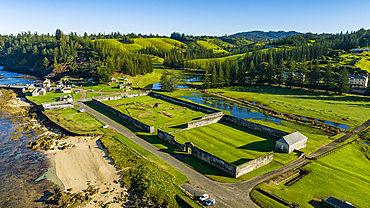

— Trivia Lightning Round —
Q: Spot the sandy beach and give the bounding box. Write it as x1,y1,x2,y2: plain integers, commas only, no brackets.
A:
47,136,129,207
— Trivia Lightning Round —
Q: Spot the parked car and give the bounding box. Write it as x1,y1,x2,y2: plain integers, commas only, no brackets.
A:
206,198,215,206
102,125,109,128
199,194,209,202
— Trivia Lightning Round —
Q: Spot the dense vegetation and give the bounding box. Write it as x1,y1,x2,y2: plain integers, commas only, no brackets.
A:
0,29,152,82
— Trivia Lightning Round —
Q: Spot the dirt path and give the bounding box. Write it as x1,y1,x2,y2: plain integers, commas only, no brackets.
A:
77,101,370,208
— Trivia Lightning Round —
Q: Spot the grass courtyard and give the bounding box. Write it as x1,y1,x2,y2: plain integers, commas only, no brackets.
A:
26,90,81,104
173,121,297,166
253,141,370,208
102,95,206,129
44,107,105,134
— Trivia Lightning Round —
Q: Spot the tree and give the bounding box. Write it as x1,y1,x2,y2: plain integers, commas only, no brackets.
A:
323,64,334,92
337,68,349,94
159,70,169,90
203,70,210,89
276,59,285,86
43,57,50,72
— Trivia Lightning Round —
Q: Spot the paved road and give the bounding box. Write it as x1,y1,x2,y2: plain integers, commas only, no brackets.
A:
77,101,370,208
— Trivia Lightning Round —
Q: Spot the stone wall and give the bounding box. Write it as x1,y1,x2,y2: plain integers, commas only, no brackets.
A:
190,144,237,177
149,92,218,114
93,92,150,101
157,129,185,151
223,115,288,138
187,112,224,129
92,98,155,133
235,152,274,178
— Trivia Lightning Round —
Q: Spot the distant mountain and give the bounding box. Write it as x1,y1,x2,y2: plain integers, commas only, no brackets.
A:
231,30,303,40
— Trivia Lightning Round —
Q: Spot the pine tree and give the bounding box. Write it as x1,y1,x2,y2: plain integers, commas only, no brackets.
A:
337,68,349,94
160,70,169,90
323,64,334,92
43,57,50,72
203,70,210,89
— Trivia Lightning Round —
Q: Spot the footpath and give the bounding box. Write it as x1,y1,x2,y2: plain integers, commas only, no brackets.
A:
77,100,370,208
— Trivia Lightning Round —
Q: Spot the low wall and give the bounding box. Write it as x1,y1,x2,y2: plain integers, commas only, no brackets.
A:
93,92,150,101
187,112,224,129
235,152,274,178
223,115,287,138
157,129,185,151
190,144,237,177
149,92,219,114
92,98,155,133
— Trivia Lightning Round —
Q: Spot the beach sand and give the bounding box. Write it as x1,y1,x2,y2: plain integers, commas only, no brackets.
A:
48,136,129,207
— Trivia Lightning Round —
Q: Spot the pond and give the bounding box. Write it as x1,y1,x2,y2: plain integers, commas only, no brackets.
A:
181,93,351,130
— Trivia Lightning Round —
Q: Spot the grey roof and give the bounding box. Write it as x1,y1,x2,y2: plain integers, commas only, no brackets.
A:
281,132,307,145
348,75,367,79
325,197,356,208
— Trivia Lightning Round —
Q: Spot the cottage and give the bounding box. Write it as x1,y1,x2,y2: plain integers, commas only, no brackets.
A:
283,71,305,82
275,132,307,154
28,84,36,90
42,101,73,111
57,82,64,88
61,87,72,93
31,89,39,96
111,77,117,82
42,78,51,88
123,77,128,82
348,75,368,88
39,88,47,96
59,94,73,102
323,197,356,208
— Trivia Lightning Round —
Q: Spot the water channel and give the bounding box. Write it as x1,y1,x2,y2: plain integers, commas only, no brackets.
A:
180,92,351,130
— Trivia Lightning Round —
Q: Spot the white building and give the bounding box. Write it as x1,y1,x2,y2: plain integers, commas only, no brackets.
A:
42,78,51,88
348,75,368,88
275,132,308,154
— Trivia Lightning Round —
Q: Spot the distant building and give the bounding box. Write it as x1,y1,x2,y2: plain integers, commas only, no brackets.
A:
348,75,368,88
42,101,73,111
57,82,64,88
28,84,36,90
42,78,51,88
111,77,117,82
283,71,305,82
351,48,370,52
39,88,47,96
61,87,72,93
31,88,46,96
123,77,128,82
323,197,356,208
59,94,73,102
275,132,307,154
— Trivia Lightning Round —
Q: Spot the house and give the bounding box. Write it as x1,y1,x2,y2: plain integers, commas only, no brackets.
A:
322,197,356,208
28,84,36,90
59,94,73,102
111,77,117,82
123,77,128,82
348,75,368,88
31,89,39,96
351,48,370,52
275,132,307,154
39,88,47,96
283,71,305,82
61,87,72,93
42,78,51,88
57,82,64,88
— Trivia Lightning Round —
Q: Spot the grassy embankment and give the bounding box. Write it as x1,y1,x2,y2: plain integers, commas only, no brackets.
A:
208,86,370,128
252,139,370,208
196,40,229,53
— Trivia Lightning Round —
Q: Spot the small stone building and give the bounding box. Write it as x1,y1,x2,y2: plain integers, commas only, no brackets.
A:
275,132,307,154
42,78,51,88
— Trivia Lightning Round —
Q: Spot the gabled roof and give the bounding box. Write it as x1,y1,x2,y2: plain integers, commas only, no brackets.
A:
325,197,356,208
348,75,367,79
281,132,307,145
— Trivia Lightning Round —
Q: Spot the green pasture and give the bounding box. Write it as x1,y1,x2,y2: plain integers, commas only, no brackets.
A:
254,142,370,208
196,40,228,53
26,90,80,104
209,86,370,127
187,53,246,69
44,107,104,134
95,38,186,53
336,51,370,72
173,121,298,165
130,68,164,88
102,95,206,129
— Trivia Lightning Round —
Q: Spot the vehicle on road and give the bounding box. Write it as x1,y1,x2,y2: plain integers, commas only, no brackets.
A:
206,198,215,206
199,194,209,202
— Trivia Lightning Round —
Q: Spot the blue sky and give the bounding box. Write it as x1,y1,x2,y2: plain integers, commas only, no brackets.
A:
1,0,369,36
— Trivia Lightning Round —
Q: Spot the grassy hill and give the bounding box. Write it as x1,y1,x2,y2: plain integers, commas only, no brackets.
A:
187,53,246,69
95,38,186,52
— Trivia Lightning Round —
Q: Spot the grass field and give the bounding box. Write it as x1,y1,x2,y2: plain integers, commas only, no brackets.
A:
187,53,246,69
44,107,105,134
253,142,370,208
102,95,206,129
196,40,229,53
173,121,298,165
94,38,186,53
26,90,80,104
209,86,370,127
336,51,370,72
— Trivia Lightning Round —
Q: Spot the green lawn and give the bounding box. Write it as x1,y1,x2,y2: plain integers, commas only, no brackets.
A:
173,121,298,165
26,90,80,104
102,95,206,129
130,68,164,88
44,107,105,134
197,40,228,53
209,86,370,127
254,142,370,208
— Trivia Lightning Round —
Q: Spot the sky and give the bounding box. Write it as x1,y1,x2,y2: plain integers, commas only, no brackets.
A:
1,0,369,36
